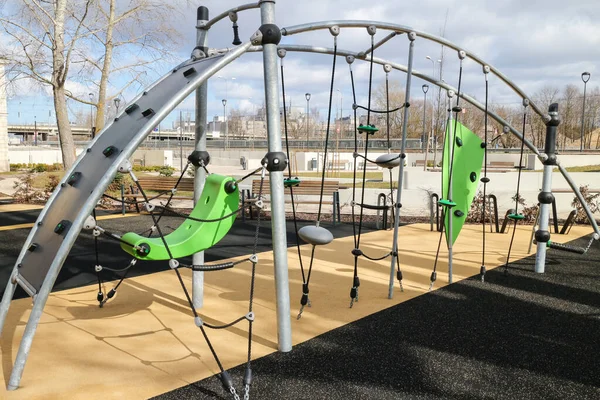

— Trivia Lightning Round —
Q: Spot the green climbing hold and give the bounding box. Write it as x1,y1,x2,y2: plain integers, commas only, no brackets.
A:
443,120,484,245
357,124,379,134
120,174,239,261
284,177,301,188
508,213,525,220
439,199,457,207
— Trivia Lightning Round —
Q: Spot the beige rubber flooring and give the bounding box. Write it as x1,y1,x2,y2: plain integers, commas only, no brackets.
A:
0,223,590,399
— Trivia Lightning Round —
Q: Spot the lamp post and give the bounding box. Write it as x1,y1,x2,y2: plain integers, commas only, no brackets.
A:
580,71,591,152
422,84,429,170
427,56,442,166
114,97,121,115
222,98,228,148
88,93,95,139
305,92,311,149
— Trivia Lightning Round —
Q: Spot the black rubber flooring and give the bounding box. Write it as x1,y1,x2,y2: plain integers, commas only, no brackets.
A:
153,233,600,400
0,209,365,300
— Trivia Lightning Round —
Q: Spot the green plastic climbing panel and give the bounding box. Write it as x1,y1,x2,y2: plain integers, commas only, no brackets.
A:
120,174,239,260
442,120,484,245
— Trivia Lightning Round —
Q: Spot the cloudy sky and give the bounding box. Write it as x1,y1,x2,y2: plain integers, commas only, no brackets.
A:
7,0,600,127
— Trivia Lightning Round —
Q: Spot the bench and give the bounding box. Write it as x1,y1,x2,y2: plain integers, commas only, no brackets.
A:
243,179,341,223
327,161,348,171
125,177,195,212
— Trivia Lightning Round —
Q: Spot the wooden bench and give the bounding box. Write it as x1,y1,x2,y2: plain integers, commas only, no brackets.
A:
243,179,341,222
125,177,195,212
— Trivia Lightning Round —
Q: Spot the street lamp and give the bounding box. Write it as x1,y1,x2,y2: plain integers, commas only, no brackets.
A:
222,98,228,148
114,97,121,115
305,92,311,149
580,71,591,152
89,92,95,139
421,84,429,154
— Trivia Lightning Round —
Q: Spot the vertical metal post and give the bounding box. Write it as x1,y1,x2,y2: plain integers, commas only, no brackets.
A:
260,0,292,352
580,72,591,152
446,90,455,283
192,5,209,308
388,32,415,299
534,103,560,273
0,275,17,336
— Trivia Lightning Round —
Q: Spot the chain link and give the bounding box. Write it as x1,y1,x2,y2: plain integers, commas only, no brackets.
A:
230,386,241,400
584,236,595,253
243,384,250,400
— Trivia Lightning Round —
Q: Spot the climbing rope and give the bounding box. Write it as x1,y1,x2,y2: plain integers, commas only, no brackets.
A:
503,100,529,274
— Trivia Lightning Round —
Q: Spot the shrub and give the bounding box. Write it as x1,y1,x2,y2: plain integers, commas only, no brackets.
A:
158,166,175,177
12,175,44,203
571,185,600,224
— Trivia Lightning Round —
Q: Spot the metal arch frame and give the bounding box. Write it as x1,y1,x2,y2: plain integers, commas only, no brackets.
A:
280,20,547,118
201,2,261,30
247,43,600,237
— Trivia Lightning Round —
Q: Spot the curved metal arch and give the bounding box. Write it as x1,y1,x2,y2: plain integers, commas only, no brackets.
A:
250,43,600,236
280,20,547,119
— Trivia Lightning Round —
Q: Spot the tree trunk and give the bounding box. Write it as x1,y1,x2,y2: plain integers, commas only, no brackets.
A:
95,0,116,132
54,85,77,168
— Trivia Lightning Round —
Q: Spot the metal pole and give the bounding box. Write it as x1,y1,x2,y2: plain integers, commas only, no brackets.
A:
421,84,428,153
179,110,183,170
446,89,455,283
260,0,292,352
580,72,590,152
535,103,559,273
388,32,415,298
192,5,209,308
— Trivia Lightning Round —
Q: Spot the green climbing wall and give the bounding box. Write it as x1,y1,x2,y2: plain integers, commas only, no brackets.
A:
121,174,239,260
442,120,484,245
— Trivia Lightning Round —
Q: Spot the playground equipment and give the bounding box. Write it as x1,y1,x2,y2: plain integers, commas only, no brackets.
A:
1,2,599,399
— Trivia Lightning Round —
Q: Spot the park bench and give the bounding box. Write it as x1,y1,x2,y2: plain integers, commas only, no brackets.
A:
124,176,195,212
242,179,341,223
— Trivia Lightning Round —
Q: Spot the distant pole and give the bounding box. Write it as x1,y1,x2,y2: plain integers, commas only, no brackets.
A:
179,110,183,170
580,72,591,152
305,93,311,149
422,84,429,150
222,99,227,148
89,93,94,139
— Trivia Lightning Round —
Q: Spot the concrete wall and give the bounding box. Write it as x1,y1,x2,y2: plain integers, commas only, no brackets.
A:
8,148,172,167
132,149,173,167
0,64,8,172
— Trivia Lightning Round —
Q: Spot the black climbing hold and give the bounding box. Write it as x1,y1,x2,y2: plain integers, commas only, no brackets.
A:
455,137,463,147
67,172,82,186
353,276,360,288
103,146,118,157
142,108,155,118
224,180,237,194
97,292,104,303
183,67,196,78
350,287,357,299
124,104,138,114
480,142,487,148
188,150,210,167
480,177,490,183
136,243,151,257
107,288,117,299
351,248,363,257
452,106,462,113
470,172,477,182
430,271,437,282
28,243,38,252
454,210,464,217
396,270,403,281
54,220,71,235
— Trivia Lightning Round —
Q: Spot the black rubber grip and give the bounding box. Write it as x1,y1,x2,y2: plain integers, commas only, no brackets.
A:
356,203,391,211
548,241,585,254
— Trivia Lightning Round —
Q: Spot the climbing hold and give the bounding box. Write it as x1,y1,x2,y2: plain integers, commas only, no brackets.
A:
67,172,82,186
28,243,39,252
470,172,477,182
102,146,118,157
142,108,155,118
357,124,379,134
438,199,457,207
54,220,71,235
480,177,490,183
455,137,463,147
284,177,301,188
375,154,400,169
454,210,464,218
298,225,334,246
508,213,524,220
